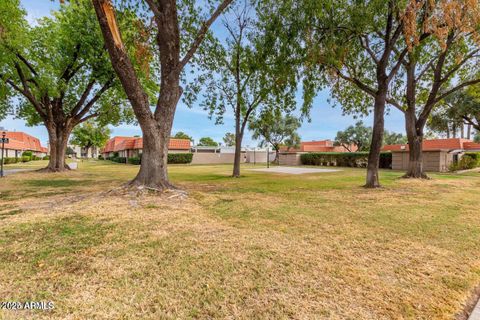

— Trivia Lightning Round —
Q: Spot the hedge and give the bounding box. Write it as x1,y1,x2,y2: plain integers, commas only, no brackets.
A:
98,155,104,160
43,155,50,160
464,152,480,166
168,153,193,164
128,157,141,165
22,151,33,157
122,153,193,165
21,156,31,162
300,152,392,169
109,156,127,164
2,157,19,164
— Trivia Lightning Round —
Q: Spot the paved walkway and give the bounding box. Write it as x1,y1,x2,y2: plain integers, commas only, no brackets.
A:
2,169,30,176
249,166,341,175
469,298,480,320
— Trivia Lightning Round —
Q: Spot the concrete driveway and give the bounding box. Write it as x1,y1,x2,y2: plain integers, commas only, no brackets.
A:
249,166,341,175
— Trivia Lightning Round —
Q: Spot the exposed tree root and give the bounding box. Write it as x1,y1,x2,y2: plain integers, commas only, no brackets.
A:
36,164,72,173
105,181,187,199
402,172,430,179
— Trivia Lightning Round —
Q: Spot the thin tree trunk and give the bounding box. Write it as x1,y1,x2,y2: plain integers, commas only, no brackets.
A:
365,92,386,188
232,131,243,178
467,124,471,140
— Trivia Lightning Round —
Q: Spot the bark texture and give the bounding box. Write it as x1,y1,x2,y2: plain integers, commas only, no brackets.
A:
92,0,232,190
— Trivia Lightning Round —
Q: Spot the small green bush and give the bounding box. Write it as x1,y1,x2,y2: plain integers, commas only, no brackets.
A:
21,156,31,162
128,157,141,165
43,155,50,160
31,155,41,161
464,152,480,167
2,157,18,164
98,155,104,160
449,154,479,171
22,151,33,157
167,153,193,164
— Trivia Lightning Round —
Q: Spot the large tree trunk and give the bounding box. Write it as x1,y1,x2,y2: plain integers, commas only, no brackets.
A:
403,109,428,179
44,122,71,172
129,121,173,189
129,77,180,190
365,93,386,188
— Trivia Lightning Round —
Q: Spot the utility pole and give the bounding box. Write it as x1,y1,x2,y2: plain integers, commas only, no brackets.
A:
1,131,7,178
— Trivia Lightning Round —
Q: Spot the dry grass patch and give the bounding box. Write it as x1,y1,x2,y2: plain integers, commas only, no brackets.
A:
0,161,480,319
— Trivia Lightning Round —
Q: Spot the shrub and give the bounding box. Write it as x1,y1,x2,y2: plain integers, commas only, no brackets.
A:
32,155,41,161
449,154,479,171
167,153,193,164
43,155,50,160
464,152,480,167
22,151,33,157
128,157,141,165
300,152,392,169
21,156,31,162
98,155,104,160
2,157,18,164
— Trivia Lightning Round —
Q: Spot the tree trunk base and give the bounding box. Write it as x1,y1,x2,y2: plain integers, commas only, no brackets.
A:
36,164,71,173
402,172,430,179
126,177,178,192
106,181,187,199
363,182,382,189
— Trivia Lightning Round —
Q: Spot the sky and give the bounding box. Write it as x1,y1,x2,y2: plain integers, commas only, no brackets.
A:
0,0,407,147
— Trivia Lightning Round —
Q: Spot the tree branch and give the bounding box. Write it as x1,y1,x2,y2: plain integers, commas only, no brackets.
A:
70,79,96,117
178,0,233,70
74,78,113,121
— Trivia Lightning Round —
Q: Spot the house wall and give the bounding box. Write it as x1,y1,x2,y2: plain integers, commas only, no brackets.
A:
191,152,240,164
245,150,269,163
278,153,303,166
392,150,452,172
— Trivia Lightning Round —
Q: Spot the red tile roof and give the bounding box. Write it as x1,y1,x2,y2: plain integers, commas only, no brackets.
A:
3,131,47,153
280,140,358,152
102,136,191,153
382,138,480,152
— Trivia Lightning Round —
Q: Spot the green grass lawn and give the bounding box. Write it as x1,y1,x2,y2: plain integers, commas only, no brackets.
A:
0,160,479,319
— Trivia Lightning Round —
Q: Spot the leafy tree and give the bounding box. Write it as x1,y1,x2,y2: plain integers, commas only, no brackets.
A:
383,130,407,145
173,131,193,141
92,0,233,190
66,146,76,156
70,121,111,158
386,0,480,178
222,132,236,147
249,109,301,163
475,134,480,143
0,0,130,172
198,137,219,147
197,1,299,177
334,121,372,152
262,0,409,187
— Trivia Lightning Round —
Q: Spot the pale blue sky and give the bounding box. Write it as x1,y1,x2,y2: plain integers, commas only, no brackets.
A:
0,0,406,146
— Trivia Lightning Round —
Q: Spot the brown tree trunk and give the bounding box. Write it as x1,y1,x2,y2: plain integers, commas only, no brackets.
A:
403,108,428,179
232,131,243,178
365,92,386,188
44,122,71,172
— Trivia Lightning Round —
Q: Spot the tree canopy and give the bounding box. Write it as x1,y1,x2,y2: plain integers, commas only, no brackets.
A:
249,109,301,161
70,121,111,152
222,132,236,146
173,131,193,141
198,137,219,147
0,0,132,171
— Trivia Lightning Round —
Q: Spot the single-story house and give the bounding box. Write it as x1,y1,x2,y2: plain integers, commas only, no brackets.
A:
190,146,273,164
101,136,191,158
278,140,358,166
382,138,480,172
2,131,48,158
